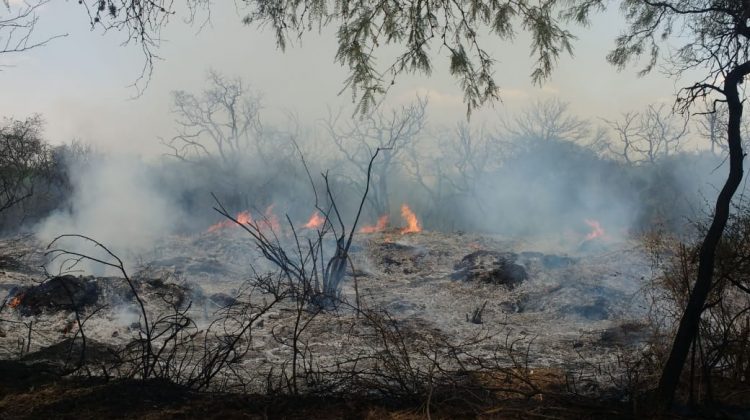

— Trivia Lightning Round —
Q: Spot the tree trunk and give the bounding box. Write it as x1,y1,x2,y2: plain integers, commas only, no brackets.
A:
656,62,750,409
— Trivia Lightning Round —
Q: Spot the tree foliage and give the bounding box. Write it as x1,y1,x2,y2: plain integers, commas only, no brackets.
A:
595,0,750,409
241,0,586,115
74,0,209,91
0,115,51,216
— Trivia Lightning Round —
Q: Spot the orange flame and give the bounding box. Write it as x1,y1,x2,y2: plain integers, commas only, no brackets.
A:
360,215,389,233
584,219,604,241
206,210,253,233
8,293,23,309
400,204,421,234
304,211,325,229
236,210,253,225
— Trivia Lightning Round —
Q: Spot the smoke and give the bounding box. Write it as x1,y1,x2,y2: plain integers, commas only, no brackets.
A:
35,155,186,273
28,97,739,273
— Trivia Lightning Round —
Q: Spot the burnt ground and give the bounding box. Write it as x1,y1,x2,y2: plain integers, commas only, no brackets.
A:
0,229,663,418
0,367,639,420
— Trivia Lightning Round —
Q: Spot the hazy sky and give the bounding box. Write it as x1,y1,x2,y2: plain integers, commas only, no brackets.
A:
0,2,688,154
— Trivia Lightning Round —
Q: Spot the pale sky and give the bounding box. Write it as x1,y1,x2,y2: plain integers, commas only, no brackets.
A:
0,3,687,155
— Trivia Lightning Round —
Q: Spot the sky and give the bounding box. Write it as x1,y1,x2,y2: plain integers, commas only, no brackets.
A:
0,2,688,155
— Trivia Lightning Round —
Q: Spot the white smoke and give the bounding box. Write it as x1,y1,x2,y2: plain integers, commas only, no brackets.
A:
35,155,185,274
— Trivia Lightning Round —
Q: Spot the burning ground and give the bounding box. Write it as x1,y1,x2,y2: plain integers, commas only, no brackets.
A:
0,210,654,416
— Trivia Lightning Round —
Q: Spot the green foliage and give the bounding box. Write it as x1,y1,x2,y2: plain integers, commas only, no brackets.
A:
605,1,750,107
243,0,587,116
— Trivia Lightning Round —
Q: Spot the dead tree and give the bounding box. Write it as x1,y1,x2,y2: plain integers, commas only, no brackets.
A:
695,103,750,156
404,122,502,228
163,71,264,167
604,104,689,165
162,71,302,211
504,98,592,143
324,98,426,218
696,104,727,156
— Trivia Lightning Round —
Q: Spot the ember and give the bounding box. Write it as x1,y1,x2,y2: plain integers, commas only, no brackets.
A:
8,293,23,309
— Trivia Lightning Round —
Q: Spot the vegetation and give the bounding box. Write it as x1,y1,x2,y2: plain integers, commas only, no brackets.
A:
2,0,750,416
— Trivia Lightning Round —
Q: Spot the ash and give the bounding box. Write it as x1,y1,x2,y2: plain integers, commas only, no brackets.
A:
0,229,652,391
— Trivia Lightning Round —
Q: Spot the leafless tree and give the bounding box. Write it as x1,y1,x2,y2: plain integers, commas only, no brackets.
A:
694,103,750,157
0,0,65,65
404,122,503,227
604,104,689,165
696,104,727,156
163,70,264,167
161,71,305,211
504,98,591,143
324,98,427,218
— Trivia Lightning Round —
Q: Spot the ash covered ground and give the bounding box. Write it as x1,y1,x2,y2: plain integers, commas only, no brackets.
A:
0,226,653,390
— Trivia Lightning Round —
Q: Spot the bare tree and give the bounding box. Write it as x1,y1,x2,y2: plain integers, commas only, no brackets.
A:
163,70,264,167
605,104,689,164
504,98,591,143
0,0,65,64
404,122,502,227
696,104,727,156
161,71,295,211
324,98,427,218
603,111,641,164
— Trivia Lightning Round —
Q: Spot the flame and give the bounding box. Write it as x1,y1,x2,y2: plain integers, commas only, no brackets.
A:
303,211,325,229
236,210,253,225
206,210,253,233
584,219,604,241
8,293,23,309
360,215,389,233
400,204,421,234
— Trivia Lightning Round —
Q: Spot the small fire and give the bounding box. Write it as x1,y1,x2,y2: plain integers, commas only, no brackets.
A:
8,293,23,309
360,215,389,234
207,210,253,233
400,204,421,234
236,210,253,225
206,205,282,233
584,219,605,241
303,211,325,229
